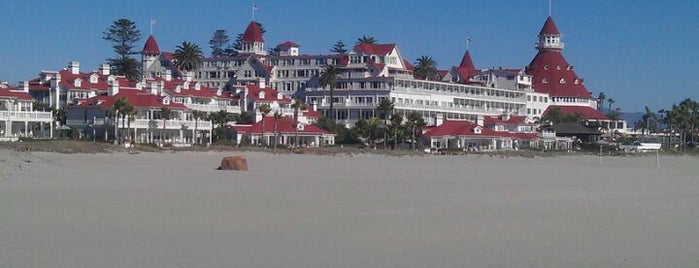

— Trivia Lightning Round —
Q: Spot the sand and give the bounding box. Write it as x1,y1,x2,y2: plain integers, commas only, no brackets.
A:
1,150,698,268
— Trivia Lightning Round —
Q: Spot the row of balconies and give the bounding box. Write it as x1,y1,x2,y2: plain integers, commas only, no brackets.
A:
0,111,53,122
67,118,213,130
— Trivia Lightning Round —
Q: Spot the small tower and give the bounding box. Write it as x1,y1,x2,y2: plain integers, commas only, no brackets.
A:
535,16,565,51
142,35,161,79
240,21,265,55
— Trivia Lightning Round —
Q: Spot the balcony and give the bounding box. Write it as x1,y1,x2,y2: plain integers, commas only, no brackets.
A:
185,103,240,113
0,111,53,122
132,119,213,130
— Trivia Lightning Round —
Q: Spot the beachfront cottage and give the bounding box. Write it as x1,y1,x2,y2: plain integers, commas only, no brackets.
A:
66,77,213,146
230,116,334,147
0,83,53,141
424,119,538,151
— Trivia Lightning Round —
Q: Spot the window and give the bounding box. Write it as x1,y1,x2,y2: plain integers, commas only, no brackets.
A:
560,78,566,84
542,78,548,84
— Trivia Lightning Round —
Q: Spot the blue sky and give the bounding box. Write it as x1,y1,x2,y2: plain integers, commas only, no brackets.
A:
1,0,697,112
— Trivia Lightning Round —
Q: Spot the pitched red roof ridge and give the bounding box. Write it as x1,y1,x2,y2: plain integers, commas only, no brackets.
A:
242,21,264,43
539,16,561,35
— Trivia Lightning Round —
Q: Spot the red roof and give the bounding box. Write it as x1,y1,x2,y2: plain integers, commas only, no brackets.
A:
0,86,33,101
143,35,161,55
526,51,592,98
539,16,561,35
277,41,299,48
242,21,264,43
27,78,50,91
77,90,187,110
354,43,395,55
231,116,331,135
459,50,475,70
424,120,507,138
543,105,608,120
303,108,321,118
245,84,292,103
402,58,415,71
484,115,528,125
56,69,110,91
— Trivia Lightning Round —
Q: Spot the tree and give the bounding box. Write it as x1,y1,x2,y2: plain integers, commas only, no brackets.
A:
413,55,438,80
236,111,253,124
319,65,342,122
292,99,307,147
597,92,606,111
192,110,207,144
103,19,142,81
639,106,658,135
405,111,426,150
174,41,204,72
267,46,281,56
111,97,131,143
389,112,404,149
258,104,271,146
356,35,377,45
330,40,347,54
160,107,171,143
108,57,141,81
273,111,283,150
209,30,230,57
377,98,394,148
103,18,141,58
607,98,615,113
209,110,236,141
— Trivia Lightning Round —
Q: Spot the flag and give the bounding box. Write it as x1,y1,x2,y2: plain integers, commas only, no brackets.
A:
253,4,258,10
467,37,472,43
150,19,157,25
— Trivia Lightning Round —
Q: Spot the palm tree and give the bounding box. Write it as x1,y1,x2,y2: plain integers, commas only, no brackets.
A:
160,107,171,144
356,35,377,45
597,92,606,111
376,98,394,148
173,41,204,72
389,112,404,149
291,99,307,147
258,104,271,146
319,65,342,121
209,110,235,142
111,97,131,143
273,111,283,150
123,103,135,142
607,98,614,113
413,56,438,80
405,111,426,150
192,110,207,144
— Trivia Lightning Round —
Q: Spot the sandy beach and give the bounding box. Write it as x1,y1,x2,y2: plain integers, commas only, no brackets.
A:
1,150,698,267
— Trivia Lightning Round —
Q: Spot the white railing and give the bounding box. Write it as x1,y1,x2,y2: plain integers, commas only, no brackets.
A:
0,111,53,122
185,103,240,113
132,119,213,130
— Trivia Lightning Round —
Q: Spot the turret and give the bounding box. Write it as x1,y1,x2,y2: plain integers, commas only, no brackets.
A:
142,35,161,79
535,16,565,51
240,21,265,55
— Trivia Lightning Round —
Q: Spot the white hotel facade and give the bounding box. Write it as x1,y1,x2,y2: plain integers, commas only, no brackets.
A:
191,16,622,131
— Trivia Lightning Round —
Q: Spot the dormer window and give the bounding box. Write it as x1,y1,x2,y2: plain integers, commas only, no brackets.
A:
473,126,482,134
74,78,82,87
574,79,579,84
556,65,561,70
566,65,572,70
194,82,201,90
543,65,549,70
542,78,549,84
162,96,171,105
259,91,265,99
559,78,566,84
277,93,282,100
90,74,98,84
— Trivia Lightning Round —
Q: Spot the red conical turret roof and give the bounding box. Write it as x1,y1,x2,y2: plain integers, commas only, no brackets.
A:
142,35,161,55
526,51,591,98
459,50,475,70
539,16,560,35
242,21,264,43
